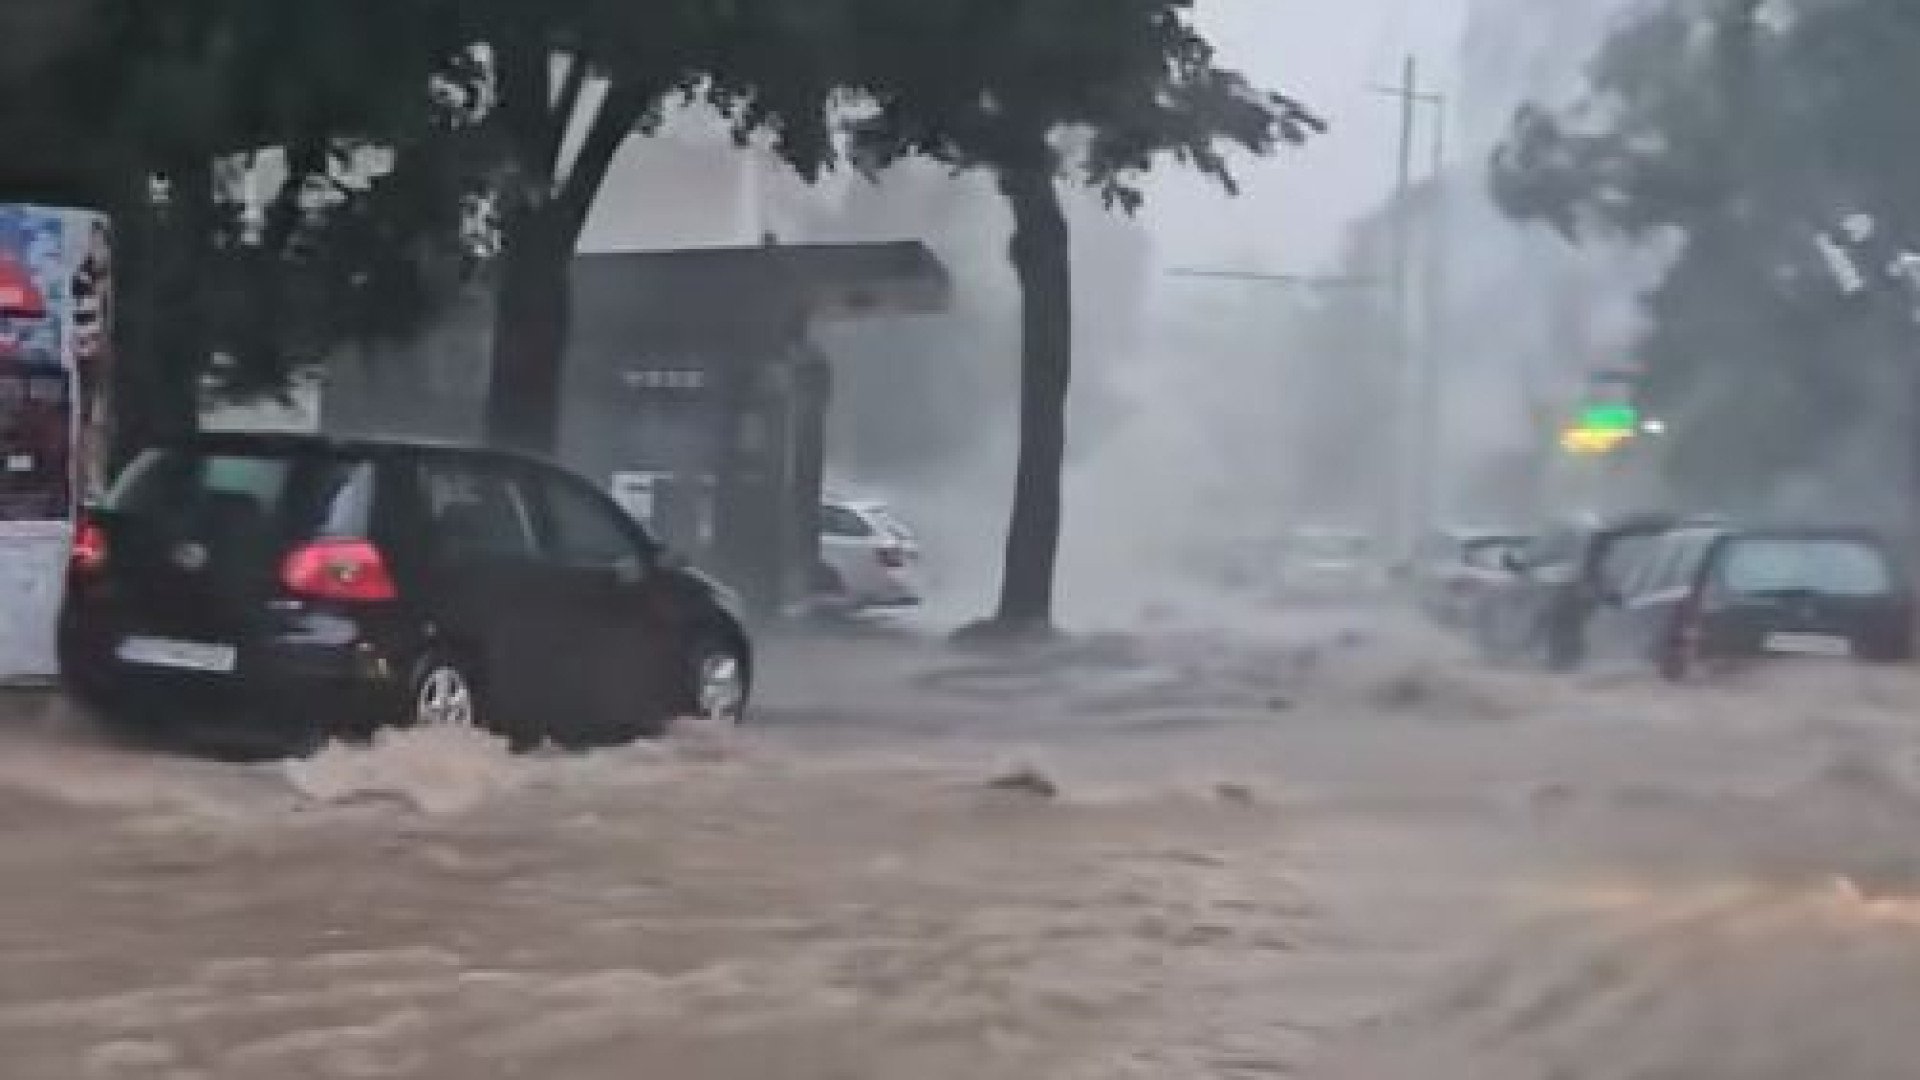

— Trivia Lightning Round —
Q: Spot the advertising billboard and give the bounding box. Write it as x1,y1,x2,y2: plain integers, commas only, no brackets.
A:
0,204,112,681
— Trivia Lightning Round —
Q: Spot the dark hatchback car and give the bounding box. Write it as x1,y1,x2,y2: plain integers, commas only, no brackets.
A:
1584,525,1914,679
60,434,753,756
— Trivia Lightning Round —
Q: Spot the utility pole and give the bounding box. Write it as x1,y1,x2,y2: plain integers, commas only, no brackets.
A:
1419,99,1449,542
1372,56,1447,564
1389,57,1418,562
1165,268,1382,291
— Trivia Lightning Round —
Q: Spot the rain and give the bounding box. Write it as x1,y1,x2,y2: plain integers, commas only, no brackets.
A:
3,1,1919,1077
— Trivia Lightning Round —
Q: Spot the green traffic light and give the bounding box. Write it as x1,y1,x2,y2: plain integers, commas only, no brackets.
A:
1577,403,1640,433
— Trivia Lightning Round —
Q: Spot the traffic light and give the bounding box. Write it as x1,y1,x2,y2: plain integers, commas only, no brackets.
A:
1560,425,1634,455
1560,402,1643,456
1576,403,1640,434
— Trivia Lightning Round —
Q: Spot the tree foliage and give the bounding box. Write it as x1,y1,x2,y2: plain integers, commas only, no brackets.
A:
437,0,851,452
12,0,850,449
846,0,1319,204
1492,0,1920,511
13,0,1324,611
8,0,486,451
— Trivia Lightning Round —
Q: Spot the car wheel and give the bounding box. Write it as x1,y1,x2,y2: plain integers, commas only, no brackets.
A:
408,652,483,733
1656,626,1694,682
688,637,751,726
1476,603,1526,660
1543,610,1585,673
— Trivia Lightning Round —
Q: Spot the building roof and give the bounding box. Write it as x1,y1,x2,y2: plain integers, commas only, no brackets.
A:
574,240,951,327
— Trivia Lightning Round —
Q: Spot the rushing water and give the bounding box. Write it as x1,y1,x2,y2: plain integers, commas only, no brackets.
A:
1,615,1916,1079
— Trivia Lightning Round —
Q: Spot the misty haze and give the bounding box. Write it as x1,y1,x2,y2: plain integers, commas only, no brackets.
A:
2,0,1919,1077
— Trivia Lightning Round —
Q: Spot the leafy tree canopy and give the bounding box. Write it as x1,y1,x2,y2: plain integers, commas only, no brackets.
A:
845,0,1322,205
1491,0,1920,510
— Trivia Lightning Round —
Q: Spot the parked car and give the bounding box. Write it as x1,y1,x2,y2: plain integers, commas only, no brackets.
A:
59,434,753,757
1582,525,1914,678
1278,527,1387,598
1415,527,1531,626
814,495,922,611
1474,512,1713,670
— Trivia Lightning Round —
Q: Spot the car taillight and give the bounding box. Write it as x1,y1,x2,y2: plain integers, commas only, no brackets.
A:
877,546,907,570
281,539,398,602
71,517,107,576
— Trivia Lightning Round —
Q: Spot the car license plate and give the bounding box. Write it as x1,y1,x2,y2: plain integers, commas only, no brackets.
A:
116,637,238,674
1763,632,1852,658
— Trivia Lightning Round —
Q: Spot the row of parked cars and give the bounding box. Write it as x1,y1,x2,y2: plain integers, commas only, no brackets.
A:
1420,514,1915,678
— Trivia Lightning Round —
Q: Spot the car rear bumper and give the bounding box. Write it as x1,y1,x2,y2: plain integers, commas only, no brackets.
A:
857,593,923,610
57,615,414,754
1698,614,1914,663
835,569,923,609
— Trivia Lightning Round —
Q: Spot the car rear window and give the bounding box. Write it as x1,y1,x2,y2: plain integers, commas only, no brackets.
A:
107,448,375,546
1526,528,1585,569
870,508,915,543
821,504,874,539
1461,536,1523,568
1716,538,1895,598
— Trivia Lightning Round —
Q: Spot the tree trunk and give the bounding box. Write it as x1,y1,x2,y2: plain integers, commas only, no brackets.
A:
483,208,573,454
112,159,210,467
480,69,651,457
991,157,1073,631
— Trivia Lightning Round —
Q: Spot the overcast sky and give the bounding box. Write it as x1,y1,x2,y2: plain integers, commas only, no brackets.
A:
1145,0,1467,273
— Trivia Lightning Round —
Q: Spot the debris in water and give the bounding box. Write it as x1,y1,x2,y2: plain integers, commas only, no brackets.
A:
1214,782,1259,806
988,765,1061,799
1373,671,1433,711
1528,781,1579,816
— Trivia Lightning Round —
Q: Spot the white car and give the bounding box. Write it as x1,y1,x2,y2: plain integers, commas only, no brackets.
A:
815,497,922,611
1415,528,1531,626
1278,528,1388,598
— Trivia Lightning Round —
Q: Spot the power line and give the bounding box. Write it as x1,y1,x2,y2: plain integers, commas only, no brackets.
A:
1165,268,1384,290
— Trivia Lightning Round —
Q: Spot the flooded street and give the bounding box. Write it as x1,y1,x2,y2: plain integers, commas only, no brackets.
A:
2,610,1918,1079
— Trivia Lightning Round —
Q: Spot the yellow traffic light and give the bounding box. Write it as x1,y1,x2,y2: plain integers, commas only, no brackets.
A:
1560,426,1634,455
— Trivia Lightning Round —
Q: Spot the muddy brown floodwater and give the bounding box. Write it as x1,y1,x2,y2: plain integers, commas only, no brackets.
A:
1,612,1917,1079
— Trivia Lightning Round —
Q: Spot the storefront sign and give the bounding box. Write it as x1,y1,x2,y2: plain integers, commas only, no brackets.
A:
0,204,113,680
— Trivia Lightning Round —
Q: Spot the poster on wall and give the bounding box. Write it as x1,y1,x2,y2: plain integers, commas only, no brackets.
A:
0,203,112,682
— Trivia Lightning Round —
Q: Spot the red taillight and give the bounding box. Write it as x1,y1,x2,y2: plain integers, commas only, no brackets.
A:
71,518,107,576
877,546,907,569
281,539,398,603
